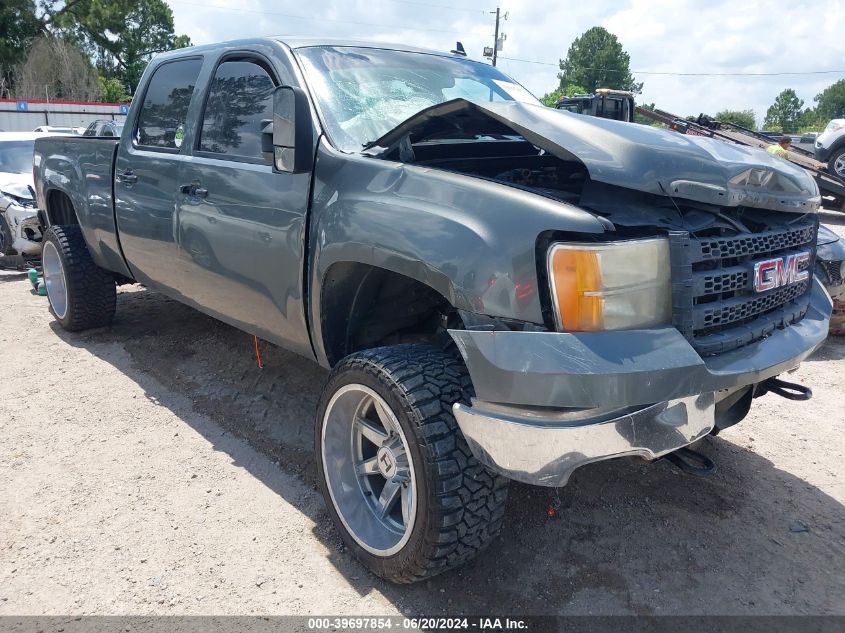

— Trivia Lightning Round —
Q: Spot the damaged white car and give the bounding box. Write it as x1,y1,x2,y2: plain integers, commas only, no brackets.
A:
0,132,44,262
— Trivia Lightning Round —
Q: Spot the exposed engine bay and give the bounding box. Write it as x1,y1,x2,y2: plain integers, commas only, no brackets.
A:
404,136,814,241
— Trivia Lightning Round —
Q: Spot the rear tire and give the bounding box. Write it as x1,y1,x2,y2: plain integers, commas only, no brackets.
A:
829,147,845,179
316,344,508,583
42,225,116,331
0,214,14,256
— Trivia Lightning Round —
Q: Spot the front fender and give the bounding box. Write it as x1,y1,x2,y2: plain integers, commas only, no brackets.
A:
308,139,606,365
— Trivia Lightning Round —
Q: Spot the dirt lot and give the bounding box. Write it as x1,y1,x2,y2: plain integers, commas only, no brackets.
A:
1,214,844,616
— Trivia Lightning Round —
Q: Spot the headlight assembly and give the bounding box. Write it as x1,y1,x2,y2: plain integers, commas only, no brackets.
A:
547,238,672,331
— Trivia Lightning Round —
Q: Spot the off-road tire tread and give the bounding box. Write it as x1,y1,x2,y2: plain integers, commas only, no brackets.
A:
320,344,508,584
44,224,116,331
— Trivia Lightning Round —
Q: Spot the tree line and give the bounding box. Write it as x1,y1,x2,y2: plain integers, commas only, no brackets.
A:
0,0,191,103
540,26,845,133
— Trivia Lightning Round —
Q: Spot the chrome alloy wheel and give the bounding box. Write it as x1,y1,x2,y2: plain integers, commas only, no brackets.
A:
835,153,845,178
42,240,68,319
321,384,417,556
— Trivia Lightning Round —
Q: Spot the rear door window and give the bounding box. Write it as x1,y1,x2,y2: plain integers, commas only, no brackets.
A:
198,60,276,163
135,58,203,149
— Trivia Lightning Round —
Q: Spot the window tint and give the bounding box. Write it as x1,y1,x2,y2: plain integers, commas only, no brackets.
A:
199,60,275,161
136,58,203,149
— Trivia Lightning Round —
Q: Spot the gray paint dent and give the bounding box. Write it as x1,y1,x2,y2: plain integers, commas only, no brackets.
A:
449,279,832,409
308,138,607,363
367,99,821,213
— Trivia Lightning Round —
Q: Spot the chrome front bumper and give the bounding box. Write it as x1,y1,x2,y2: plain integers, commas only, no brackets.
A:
453,394,715,487
448,281,832,487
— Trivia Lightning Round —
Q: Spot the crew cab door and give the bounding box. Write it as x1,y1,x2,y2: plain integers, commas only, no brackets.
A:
174,56,314,358
114,57,204,294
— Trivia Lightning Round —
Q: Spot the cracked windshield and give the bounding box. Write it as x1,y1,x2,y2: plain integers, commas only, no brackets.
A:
296,46,539,151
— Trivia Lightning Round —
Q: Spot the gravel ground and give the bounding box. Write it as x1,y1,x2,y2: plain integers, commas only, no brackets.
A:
0,214,843,616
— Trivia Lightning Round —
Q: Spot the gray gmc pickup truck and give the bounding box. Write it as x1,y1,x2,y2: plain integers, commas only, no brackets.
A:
33,37,832,583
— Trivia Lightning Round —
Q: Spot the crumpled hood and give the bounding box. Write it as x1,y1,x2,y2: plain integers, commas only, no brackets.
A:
0,171,35,201
367,99,821,213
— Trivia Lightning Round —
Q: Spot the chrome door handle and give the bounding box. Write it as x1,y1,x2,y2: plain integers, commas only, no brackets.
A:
179,183,208,198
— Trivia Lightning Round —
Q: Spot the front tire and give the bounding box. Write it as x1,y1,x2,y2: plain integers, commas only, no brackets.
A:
829,147,845,179
42,225,116,331
316,344,508,583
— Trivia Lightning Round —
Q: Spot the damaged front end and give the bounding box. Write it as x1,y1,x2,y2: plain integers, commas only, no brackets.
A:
366,98,832,486
1,180,42,262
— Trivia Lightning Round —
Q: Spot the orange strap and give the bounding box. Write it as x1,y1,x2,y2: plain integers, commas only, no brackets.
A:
253,335,263,369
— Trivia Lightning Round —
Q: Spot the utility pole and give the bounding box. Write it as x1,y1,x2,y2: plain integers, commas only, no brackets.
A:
491,7,500,67
483,7,507,65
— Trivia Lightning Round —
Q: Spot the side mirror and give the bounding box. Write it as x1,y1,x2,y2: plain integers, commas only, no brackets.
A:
272,85,312,173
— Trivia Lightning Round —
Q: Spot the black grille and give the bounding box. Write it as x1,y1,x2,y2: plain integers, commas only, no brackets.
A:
695,280,810,330
695,266,749,295
670,219,817,356
692,225,816,262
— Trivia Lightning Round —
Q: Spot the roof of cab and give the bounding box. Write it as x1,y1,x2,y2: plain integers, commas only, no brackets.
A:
150,36,471,62
275,36,460,57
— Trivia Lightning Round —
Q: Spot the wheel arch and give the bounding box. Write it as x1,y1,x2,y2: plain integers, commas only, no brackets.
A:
44,188,80,227
315,260,466,367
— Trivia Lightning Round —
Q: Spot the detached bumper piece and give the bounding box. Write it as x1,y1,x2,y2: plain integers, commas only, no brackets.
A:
453,394,715,487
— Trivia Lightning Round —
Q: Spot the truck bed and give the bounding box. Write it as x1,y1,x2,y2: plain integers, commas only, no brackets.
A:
34,136,130,278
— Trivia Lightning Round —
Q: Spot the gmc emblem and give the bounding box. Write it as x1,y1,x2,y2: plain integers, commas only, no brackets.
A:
753,251,810,293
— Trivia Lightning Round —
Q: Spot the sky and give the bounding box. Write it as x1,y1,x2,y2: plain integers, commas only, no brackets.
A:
168,0,845,128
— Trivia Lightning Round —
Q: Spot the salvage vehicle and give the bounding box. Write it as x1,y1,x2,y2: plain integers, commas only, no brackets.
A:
32,126,81,135
33,38,832,583
82,120,124,138
817,225,845,303
0,132,44,262
815,119,845,179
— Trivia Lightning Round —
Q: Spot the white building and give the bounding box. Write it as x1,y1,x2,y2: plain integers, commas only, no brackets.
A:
0,99,128,132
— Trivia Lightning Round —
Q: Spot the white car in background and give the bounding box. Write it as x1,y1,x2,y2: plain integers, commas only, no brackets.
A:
815,118,845,179
32,125,82,135
0,132,45,261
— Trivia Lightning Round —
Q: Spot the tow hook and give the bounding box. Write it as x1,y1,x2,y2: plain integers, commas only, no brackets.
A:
759,377,813,401
662,446,717,477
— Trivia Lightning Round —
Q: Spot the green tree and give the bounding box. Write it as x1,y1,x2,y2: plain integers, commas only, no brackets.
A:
557,27,642,94
98,76,130,102
814,79,845,123
797,107,821,132
13,35,99,101
52,0,192,93
763,89,804,133
541,82,587,107
714,109,756,130
0,0,41,95
634,102,663,127
4,0,191,96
